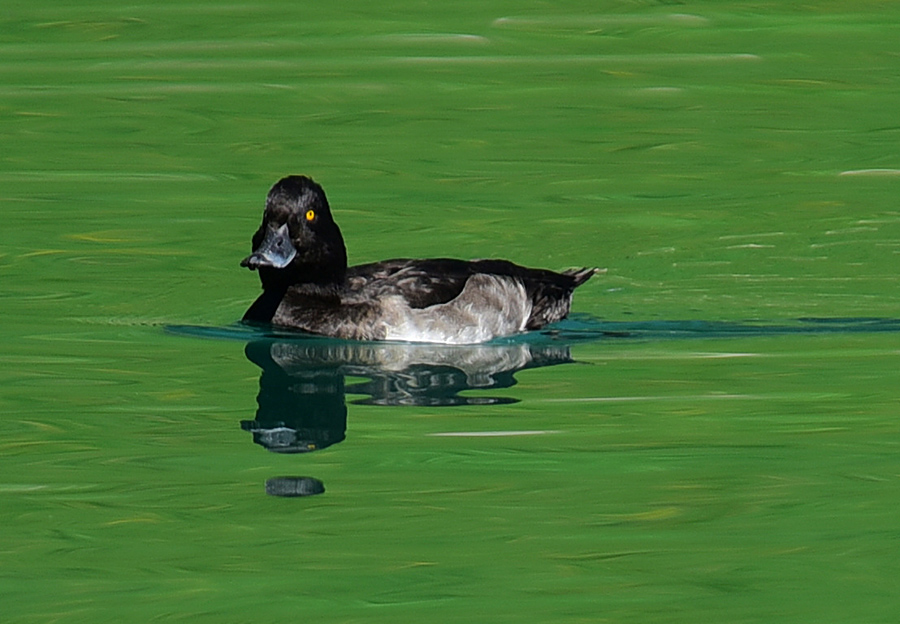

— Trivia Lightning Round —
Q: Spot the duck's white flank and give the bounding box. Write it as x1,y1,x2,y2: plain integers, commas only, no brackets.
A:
382,274,533,344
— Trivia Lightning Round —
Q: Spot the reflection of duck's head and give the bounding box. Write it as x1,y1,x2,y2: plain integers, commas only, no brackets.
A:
241,339,348,453
241,176,348,288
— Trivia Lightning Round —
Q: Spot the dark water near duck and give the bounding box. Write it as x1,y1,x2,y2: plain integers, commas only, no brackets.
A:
3,2,900,622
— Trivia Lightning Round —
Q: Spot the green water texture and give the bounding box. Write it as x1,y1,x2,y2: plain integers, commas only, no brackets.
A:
3,1,900,622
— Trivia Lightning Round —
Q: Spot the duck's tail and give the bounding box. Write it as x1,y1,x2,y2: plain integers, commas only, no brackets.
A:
524,267,603,330
563,267,605,287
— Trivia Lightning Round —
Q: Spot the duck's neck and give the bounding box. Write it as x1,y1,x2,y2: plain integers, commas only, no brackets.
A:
259,264,345,292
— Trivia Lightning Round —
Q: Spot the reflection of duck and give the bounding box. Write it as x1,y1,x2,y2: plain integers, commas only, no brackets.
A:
241,176,598,344
239,336,575,453
240,340,347,454
166,315,900,496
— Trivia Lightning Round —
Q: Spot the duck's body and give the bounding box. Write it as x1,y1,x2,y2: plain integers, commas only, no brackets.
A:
242,176,597,344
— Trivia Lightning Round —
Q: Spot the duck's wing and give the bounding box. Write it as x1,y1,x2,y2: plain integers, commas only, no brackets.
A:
346,259,599,320
346,259,476,309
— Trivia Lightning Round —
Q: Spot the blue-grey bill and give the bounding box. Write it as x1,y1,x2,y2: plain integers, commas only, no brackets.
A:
240,223,297,269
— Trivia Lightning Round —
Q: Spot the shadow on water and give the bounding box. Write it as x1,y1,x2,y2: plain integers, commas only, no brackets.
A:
533,314,900,341
167,316,900,495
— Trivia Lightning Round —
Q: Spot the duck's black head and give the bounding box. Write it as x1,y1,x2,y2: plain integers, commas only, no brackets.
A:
241,176,348,290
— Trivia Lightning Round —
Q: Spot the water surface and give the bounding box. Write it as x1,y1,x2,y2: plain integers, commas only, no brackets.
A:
2,1,900,622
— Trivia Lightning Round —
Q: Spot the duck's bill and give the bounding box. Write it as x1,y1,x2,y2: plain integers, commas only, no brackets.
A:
240,223,298,270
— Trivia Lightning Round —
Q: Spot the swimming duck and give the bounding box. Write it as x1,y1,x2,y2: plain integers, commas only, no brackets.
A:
241,176,598,344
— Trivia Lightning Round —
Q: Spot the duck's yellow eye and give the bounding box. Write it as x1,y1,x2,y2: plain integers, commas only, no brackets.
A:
305,209,315,221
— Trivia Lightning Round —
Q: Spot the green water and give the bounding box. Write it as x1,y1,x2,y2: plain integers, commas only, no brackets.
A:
3,1,900,621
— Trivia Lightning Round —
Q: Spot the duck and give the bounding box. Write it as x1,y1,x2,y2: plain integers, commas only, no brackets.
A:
241,175,598,344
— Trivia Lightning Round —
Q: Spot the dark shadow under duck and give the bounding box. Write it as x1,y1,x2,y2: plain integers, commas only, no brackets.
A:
241,175,598,344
